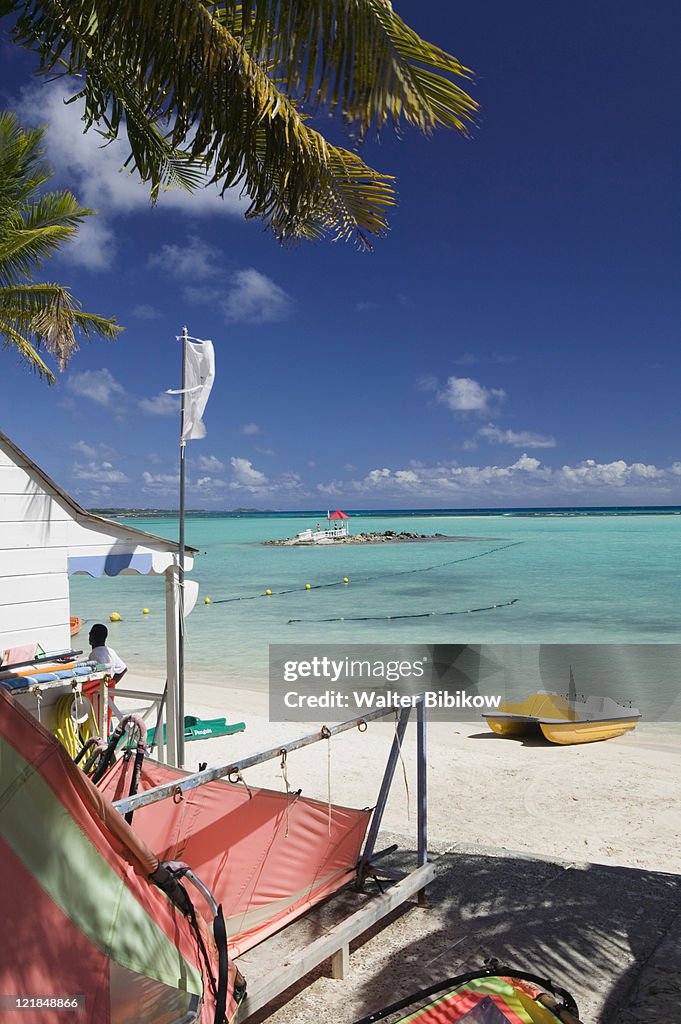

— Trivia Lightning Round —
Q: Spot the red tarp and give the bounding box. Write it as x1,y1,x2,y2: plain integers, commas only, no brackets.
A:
100,758,372,956
327,510,349,520
0,688,231,1024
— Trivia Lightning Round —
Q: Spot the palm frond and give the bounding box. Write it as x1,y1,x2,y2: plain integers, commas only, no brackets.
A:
0,315,57,382
0,223,81,286
0,0,477,244
0,111,123,380
238,0,478,135
0,283,121,372
0,111,52,207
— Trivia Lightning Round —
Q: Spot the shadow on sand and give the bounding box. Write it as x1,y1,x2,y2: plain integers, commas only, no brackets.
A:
246,843,681,1024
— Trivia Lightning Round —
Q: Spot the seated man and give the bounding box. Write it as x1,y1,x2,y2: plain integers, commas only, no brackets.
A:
87,623,127,684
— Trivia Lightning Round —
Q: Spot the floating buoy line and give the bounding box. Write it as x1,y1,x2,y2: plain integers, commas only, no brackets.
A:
211,541,523,606
288,597,519,624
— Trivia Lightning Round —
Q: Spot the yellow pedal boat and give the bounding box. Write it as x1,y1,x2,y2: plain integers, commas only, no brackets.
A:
483,691,640,745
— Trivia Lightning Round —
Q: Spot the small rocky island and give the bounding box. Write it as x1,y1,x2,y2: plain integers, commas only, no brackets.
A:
266,530,461,546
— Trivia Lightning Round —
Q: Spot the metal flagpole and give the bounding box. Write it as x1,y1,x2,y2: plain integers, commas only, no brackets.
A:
177,324,188,766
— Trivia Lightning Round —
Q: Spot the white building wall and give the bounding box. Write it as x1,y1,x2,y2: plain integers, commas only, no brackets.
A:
0,434,192,659
0,447,71,653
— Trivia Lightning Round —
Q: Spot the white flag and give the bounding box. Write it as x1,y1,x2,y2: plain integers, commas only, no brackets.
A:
181,338,215,441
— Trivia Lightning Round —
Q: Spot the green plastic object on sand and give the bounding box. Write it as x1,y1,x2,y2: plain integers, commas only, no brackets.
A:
147,715,246,746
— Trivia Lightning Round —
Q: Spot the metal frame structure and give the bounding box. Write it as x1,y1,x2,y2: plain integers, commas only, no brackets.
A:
112,698,434,1018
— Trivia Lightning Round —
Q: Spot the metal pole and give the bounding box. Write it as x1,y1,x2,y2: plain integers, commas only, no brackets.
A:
417,699,427,867
178,324,188,766
416,698,429,906
356,702,415,886
113,705,399,816
164,566,178,766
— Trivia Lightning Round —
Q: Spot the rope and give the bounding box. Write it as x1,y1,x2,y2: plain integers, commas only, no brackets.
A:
288,597,518,624
234,770,253,800
394,712,410,822
54,692,99,761
212,542,522,605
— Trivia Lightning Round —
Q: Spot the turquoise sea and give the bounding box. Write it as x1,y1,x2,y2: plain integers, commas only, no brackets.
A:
69,509,681,704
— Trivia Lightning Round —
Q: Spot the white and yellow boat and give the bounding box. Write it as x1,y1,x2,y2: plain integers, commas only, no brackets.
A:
483,691,640,745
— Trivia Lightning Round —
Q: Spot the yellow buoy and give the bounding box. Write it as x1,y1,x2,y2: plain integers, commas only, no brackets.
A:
109,612,121,622
343,577,349,584
204,596,211,604
305,583,311,590
142,608,149,615
265,589,272,596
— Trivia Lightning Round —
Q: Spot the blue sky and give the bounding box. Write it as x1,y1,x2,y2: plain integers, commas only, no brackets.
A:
1,1,679,509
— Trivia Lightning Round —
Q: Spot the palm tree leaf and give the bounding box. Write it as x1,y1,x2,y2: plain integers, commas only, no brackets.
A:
237,0,478,134
0,0,476,243
0,315,57,382
0,282,121,369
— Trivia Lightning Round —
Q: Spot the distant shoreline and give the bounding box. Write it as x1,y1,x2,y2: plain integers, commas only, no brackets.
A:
96,505,681,520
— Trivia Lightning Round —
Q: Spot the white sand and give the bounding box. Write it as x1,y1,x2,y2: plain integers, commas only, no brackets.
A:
122,668,681,874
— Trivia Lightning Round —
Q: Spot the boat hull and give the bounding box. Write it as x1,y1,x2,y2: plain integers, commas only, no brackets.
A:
483,691,640,745
539,718,640,745
485,717,536,737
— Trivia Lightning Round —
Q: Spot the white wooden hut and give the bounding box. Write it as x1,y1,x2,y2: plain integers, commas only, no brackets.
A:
0,431,196,762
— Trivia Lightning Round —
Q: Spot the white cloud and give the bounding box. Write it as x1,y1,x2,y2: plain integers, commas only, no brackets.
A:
18,85,244,215
65,371,185,421
148,237,221,279
240,422,261,436
557,459,663,488
72,440,97,458
143,471,180,487
132,304,162,320
317,480,344,496
437,376,506,414
222,269,293,324
66,368,126,407
417,375,439,393
230,457,269,488
198,454,225,472
280,472,302,486
138,393,180,416
151,254,293,326
316,455,678,502
73,461,129,483
196,476,226,489
62,218,117,270
226,457,305,498
478,424,556,449
13,84,246,269
183,285,221,305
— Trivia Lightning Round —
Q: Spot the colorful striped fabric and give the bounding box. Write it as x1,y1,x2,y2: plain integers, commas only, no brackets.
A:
0,686,233,1024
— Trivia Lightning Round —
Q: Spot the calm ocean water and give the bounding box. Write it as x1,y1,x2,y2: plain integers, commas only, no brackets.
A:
69,509,681,708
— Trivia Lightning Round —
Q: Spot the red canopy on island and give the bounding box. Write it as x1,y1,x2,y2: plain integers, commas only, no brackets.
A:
327,510,349,520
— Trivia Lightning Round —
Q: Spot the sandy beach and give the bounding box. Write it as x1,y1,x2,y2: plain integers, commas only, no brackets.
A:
110,668,681,1021
125,668,681,875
